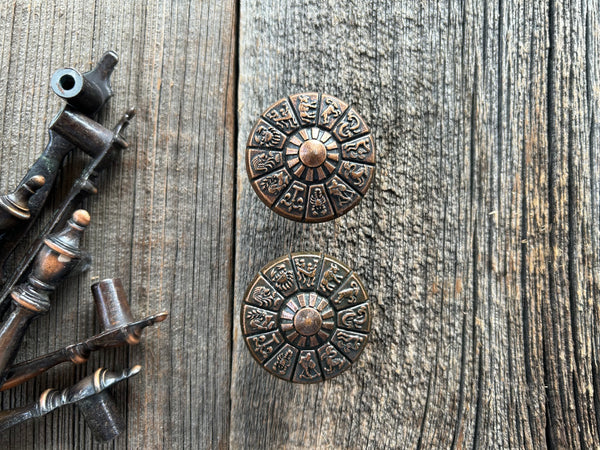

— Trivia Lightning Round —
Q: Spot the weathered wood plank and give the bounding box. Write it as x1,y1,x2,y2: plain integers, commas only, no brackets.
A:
232,1,600,449
0,1,236,448
543,1,600,447
0,0,597,448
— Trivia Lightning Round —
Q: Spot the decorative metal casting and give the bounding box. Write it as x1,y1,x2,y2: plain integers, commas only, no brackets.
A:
0,52,167,441
242,253,371,383
246,93,376,222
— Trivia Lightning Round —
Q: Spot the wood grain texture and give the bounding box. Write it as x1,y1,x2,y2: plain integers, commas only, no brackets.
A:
0,0,236,448
0,0,598,448
232,0,600,449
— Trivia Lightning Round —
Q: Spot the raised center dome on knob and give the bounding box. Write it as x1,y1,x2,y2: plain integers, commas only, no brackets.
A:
298,139,327,168
293,307,322,336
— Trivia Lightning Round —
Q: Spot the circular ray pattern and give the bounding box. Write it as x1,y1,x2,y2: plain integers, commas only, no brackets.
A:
246,93,376,222
241,253,371,383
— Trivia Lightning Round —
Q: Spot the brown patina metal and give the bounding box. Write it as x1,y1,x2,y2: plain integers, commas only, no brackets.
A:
0,366,141,441
0,106,135,319
246,93,376,222
0,52,119,271
0,210,91,377
0,52,167,441
241,252,371,383
0,175,45,232
0,278,168,391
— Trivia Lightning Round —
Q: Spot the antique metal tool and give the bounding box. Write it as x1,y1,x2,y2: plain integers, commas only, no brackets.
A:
0,51,166,443
241,252,371,382
0,210,91,376
0,175,46,233
0,366,141,441
0,106,135,318
245,93,376,222
0,278,168,390
0,53,136,372
0,52,119,272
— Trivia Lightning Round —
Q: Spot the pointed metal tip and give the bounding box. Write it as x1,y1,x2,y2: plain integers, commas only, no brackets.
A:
129,365,142,377
154,311,169,323
100,51,119,68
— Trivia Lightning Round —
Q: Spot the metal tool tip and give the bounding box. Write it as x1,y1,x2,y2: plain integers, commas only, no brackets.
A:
100,51,119,68
155,312,169,322
129,365,142,376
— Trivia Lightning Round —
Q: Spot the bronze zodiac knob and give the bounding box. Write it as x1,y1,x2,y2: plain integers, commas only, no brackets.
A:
241,253,371,383
246,93,376,222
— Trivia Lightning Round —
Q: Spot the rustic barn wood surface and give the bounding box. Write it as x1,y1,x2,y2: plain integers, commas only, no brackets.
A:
0,0,598,448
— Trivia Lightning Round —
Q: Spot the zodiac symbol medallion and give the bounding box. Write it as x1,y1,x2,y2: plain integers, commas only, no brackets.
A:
241,253,371,383
246,93,376,222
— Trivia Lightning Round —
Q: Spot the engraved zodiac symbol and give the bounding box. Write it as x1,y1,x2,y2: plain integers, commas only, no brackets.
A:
280,184,305,211
247,309,276,331
320,98,341,125
333,280,360,305
254,124,282,147
252,152,281,172
343,137,371,160
295,258,318,287
298,353,318,380
335,331,363,352
258,171,289,195
338,111,362,138
344,138,371,159
321,346,345,374
297,95,317,122
340,305,368,329
267,105,297,131
309,187,328,216
320,263,344,292
341,161,367,187
328,179,355,205
252,286,279,308
274,349,294,374
269,264,294,292
251,333,282,359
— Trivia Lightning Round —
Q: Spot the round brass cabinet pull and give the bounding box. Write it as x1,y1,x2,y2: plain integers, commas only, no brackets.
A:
241,253,371,383
245,93,376,222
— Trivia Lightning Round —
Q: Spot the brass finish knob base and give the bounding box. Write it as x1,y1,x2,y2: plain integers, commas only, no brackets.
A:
242,253,371,383
246,93,376,222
